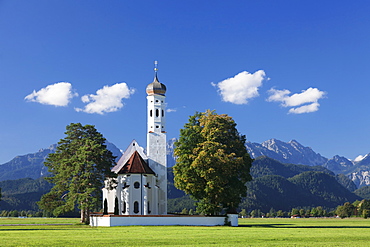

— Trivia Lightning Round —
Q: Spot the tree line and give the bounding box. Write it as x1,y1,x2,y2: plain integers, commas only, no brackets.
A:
237,199,370,219
0,210,48,218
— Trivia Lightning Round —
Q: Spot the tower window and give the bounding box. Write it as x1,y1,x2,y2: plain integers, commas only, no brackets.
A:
156,126,159,128
156,109,159,117
162,110,164,117
134,182,140,189
150,110,153,117
134,201,139,214
156,100,159,102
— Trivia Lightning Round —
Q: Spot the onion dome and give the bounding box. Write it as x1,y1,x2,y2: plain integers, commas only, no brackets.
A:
146,61,166,96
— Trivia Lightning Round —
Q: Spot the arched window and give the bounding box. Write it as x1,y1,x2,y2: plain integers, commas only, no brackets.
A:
103,199,108,215
148,201,151,214
134,201,139,214
122,201,126,214
114,197,119,215
150,110,153,117
162,110,164,117
156,109,159,117
134,182,140,189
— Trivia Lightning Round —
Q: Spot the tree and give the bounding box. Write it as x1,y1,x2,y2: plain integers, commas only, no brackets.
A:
239,209,247,218
181,208,189,214
38,123,116,224
291,208,300,216
358,199,370,218
269,208,276,217
336,202,355,219
277,210,285,217
173,110,253,215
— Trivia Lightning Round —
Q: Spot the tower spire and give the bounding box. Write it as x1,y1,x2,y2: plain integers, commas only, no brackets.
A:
154,60,158,79
146,60,166,96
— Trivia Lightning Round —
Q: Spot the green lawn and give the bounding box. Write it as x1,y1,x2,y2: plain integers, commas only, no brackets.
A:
0,217,369,246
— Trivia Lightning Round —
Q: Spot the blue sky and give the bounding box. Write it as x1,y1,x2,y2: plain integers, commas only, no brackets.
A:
1,0,370,164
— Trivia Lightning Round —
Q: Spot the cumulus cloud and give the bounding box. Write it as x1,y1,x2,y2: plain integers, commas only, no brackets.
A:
75,83,135,114
267,87,326,114
25,82,77,106
212,70,266,104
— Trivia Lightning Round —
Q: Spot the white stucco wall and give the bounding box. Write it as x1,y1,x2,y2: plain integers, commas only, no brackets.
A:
147,93,167,215
90,214,238,227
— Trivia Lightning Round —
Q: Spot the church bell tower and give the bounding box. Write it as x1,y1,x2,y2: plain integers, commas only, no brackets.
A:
146,61,167,215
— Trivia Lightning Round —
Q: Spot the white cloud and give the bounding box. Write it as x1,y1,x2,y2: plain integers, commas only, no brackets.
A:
166,108,177,113
213,70,266,104
267,87,326,114
288,102,320,114
25,82,77,106
75,83,135,114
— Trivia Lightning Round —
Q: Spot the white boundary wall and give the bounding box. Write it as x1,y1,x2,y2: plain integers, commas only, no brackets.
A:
90,214,238,227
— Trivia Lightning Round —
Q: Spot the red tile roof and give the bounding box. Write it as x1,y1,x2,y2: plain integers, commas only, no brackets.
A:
117,151,155,174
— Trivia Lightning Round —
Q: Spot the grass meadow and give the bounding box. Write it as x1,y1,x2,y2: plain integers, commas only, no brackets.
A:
0,217,369,246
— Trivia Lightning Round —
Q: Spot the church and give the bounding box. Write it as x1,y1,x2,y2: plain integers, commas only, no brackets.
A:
102,65,168,215
91,65,238,226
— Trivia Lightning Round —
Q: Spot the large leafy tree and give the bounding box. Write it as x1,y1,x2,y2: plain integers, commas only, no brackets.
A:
173,110,253,215
38,123,116,224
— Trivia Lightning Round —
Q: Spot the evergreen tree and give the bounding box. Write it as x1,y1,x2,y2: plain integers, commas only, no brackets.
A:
38,123,116,224
173,110,253,215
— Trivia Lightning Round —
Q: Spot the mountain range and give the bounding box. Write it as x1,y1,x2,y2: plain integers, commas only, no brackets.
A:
0,142,122,182
1,138,369,188
246,138,370,188
1,138,370,213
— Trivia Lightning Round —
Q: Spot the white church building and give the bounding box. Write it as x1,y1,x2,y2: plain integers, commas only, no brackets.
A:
102,66,168,216
90,64,238,226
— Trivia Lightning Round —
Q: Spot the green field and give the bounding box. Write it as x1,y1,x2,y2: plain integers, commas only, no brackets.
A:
0,217,369,246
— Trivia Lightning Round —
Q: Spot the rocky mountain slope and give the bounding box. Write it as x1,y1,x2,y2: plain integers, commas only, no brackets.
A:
246,139,327,167
246,139,370,188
